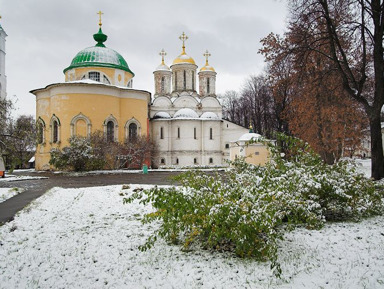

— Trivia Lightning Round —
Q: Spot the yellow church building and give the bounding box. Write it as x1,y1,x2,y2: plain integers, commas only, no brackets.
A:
31,20,150,170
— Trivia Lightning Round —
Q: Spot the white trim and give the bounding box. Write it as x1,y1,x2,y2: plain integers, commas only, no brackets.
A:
70,112,92,137
125,117,141,141
103,114,119,142
37,117,46,144
50,114,61,143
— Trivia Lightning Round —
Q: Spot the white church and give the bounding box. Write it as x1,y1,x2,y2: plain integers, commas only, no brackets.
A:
0,20,6,101
150,33,248,167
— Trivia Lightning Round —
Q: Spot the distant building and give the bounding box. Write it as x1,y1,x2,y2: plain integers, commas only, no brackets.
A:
0,18,7,101
230,131,270,166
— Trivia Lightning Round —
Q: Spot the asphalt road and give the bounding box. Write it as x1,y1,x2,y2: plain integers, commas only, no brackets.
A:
0,170,182,224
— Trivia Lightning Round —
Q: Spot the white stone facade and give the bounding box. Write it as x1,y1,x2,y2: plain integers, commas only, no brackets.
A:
150,39,247,167
0,24,7,100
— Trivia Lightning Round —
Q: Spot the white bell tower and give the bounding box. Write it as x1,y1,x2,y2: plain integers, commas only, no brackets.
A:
0,17,7,100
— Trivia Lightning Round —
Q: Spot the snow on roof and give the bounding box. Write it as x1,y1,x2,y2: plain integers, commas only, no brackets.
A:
69,79,101,84
60,80,134,90
238,133,262,142
153,112,171,119
28,156,35,163
173,108,199,119
155,63,170,71
200,112,220,120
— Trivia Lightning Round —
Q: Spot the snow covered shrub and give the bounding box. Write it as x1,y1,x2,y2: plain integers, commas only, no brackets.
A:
124,134,383,274
49,136,104,171
268,133,384,221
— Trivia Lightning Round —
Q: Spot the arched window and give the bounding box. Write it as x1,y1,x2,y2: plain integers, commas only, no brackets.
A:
36,117,46,144
129,123,137,141
89,71,100,82
192,71,195,90
38,125,44,144
161,76,165,93
70,113,92,137
107,121,114,142
50,114,61,144
125,118,141,141
210,127,213,140
53,121,58,143
183,70,186,90
160,127,164,139
207,78,210,94
103,115,118,142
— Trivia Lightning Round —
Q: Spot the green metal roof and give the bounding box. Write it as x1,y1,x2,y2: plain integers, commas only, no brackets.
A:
63,28,134,75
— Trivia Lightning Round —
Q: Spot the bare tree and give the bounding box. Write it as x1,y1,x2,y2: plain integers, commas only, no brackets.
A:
6,115,36,169
287,0,384,179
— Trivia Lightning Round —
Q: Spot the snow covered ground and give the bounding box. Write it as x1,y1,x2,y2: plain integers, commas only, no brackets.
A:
0,174,48,183
0,183,383,288
0,187,24,203
0,159,383,288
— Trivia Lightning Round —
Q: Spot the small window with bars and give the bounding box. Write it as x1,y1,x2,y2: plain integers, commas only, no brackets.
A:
89,72,100,82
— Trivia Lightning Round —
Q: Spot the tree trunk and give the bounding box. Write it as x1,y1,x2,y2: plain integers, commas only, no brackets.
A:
369,114,384,179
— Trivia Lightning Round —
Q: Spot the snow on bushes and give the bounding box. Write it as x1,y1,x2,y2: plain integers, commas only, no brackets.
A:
124,134,384,275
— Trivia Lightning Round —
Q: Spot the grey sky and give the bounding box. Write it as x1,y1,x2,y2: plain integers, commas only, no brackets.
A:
1,0,287,117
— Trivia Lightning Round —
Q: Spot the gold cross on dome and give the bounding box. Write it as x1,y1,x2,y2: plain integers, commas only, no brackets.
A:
203,50,211,65
159,49,167,64
179,32,188,51
97,11,104,27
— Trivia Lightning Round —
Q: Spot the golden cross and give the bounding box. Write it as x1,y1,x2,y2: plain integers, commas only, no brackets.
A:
203,50,211,65
159,49,167,64
179,32,188,51
97,11,104,27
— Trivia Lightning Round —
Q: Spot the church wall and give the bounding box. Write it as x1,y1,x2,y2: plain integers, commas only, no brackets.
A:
198,71,216,97
65,67,133,86
151,118,225,167
0,28,6,100
153,70,171,96
221,120,249,163
171,63,197,93
230,142,269,166
33,84,150,170
201,120,221,152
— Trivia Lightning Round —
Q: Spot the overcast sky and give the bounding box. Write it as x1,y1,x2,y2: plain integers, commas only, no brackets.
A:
1,0,287,118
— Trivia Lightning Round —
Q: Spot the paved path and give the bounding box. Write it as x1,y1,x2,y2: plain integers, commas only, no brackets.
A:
0,170,181,224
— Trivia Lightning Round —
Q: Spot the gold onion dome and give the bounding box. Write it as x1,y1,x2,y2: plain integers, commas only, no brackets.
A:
172,32,196,65
200,50,215,72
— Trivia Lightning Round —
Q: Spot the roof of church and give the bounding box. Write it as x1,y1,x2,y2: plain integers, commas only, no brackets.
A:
200,50,215,72
238,133,262,142
172,32,196,65
172,51,196,65
63,28,134,75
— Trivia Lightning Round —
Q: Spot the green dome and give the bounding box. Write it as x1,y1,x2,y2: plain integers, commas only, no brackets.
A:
63,28,134,76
